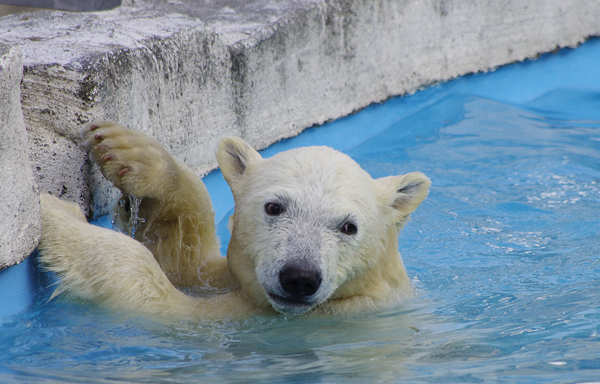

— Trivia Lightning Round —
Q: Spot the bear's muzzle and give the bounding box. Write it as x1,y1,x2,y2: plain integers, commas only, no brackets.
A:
265,261,324,315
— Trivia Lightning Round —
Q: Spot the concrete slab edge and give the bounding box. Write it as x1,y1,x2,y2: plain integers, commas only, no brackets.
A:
0,42,41,270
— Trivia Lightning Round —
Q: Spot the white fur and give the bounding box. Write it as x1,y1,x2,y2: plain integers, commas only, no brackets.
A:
38,122,430,320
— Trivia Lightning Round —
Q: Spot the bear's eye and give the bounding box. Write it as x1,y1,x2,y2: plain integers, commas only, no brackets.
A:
340,222,358,235
265,202,283,216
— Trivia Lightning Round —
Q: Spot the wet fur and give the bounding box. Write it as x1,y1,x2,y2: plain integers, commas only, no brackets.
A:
38,122,430,320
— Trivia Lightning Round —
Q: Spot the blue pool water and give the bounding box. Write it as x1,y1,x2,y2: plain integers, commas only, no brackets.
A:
2,39,600,383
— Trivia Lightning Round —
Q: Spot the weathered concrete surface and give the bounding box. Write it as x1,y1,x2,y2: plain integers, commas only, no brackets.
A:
0,0,599,268
0,43,41,269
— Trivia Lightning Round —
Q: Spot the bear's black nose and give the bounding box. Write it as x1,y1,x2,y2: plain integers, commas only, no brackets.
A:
279,266,322,298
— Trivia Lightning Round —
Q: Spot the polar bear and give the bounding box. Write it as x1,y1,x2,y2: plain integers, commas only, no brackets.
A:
38,121,430,320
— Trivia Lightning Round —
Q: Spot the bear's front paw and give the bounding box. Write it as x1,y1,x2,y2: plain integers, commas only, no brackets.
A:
81,121,178,198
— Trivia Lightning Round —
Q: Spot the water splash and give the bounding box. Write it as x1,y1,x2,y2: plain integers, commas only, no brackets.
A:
124,194,145,238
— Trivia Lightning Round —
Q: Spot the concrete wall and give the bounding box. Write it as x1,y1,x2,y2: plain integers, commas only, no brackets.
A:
1,0,599,269
0,44,41,268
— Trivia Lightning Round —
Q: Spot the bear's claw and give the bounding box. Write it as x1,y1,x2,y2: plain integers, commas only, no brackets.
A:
81,121,180,199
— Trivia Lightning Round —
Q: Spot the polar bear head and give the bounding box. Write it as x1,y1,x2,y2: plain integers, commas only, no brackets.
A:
216,137,430,316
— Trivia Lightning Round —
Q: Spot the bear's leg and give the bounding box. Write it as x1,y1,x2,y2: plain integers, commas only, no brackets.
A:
81,121,229,289
38,193,193,314
38,193,256,319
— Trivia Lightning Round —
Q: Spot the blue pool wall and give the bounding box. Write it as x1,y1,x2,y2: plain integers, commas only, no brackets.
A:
1,37,599,321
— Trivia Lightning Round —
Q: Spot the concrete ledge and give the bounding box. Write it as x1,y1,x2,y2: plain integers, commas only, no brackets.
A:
0,0,599,269
0,42,41,269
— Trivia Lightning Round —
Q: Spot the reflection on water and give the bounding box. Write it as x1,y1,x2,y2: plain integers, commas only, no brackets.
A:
2,40,600,383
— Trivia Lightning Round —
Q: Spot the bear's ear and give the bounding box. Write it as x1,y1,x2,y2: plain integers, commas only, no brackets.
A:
376,172,431,220
216,136,263,187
